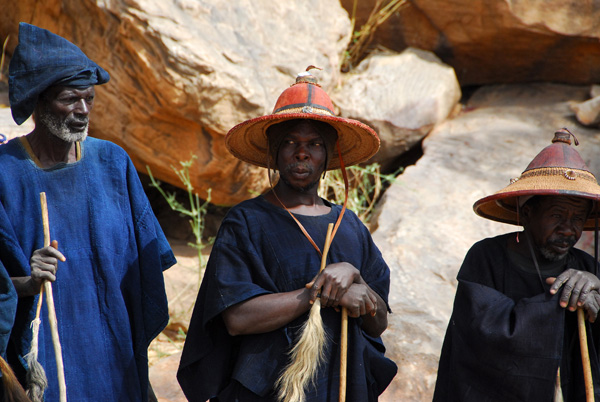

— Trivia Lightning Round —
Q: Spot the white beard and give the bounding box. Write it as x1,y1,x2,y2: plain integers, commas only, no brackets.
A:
539,246,568,262
38,109,88,143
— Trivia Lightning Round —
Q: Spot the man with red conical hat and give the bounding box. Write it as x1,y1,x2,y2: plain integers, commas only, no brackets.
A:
177,69,397,401
434,129,600,401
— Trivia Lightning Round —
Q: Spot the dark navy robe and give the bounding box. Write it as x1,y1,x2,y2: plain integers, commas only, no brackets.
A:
177,196,397,401
0,136,176,401
0,266,16,359
434,233,600,402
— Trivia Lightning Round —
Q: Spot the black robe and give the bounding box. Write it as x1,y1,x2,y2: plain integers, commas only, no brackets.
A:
177,196,397,401
434,233,600,402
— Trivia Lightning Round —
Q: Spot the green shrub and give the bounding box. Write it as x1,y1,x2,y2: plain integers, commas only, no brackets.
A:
146,156,213,284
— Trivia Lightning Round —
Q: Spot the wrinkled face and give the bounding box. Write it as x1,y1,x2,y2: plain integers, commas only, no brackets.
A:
276,121,327,193
37,85,95,142
523,196,591,261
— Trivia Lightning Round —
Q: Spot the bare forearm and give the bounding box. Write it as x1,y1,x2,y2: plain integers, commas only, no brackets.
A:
222,287,313,336
11,276,37,297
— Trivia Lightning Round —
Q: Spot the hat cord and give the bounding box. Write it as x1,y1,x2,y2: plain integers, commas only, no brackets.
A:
524,231,547,292
595,202,599,277
516,201,521,244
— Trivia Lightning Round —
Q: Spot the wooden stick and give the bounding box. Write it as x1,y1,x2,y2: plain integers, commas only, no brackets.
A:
276,223,334,402
319,223,334,273
40,193,67,402
577,308,593,402
339,307,348,402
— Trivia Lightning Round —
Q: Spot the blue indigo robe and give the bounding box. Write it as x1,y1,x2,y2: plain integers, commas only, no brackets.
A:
0,136,176,401
0,264,17,397
0,265,17,358
434,233,600,402
177,196,397,402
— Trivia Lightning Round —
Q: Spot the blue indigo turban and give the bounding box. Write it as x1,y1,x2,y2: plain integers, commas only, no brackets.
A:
8,22,110,125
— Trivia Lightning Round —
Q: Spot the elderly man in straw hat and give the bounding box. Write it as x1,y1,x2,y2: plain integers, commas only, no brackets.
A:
177,69,397,401
0,23,176,401
433,129,600,401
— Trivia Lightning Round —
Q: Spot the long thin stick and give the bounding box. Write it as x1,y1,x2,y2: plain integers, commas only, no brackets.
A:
25,198,50,402
577,308,593,402
319,223,334,273
339,307,348,402
276,223,334,402
40,193,67,402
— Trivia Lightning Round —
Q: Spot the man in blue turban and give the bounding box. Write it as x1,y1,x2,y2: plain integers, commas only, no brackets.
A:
8,22,110,126
1,23,176,401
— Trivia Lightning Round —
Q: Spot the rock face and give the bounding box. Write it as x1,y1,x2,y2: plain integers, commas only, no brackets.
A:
0,0,351,205
571,85,600,127
373,83,600,400
0,1,468,206
4,2,600,401
340,0,600,86
332,48,461,170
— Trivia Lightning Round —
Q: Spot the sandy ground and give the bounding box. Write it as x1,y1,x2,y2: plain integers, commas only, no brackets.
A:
148,240,208,402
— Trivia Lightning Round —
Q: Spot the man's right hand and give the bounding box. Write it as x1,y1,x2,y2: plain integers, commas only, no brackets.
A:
13,240,65,297
30,240,65,288
307,262,360,308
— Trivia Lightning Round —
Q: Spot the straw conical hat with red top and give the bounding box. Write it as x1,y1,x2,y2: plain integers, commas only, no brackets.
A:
474,128,600,230
225,67,380,170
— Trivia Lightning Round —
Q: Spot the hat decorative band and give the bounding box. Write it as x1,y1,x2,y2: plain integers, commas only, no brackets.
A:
516,167,597,184
273,105,335,116
272,80,335,116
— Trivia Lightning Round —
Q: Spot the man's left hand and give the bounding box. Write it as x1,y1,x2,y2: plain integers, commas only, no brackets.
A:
338,283,379,318
580,291,600,322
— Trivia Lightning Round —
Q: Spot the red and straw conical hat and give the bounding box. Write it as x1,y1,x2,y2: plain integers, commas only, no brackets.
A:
225,68,379,170
474,128,600,230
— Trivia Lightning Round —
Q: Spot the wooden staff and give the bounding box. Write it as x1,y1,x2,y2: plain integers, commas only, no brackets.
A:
577,308,594,402
276,223,334,402
339,307,348,402
39,192,67,402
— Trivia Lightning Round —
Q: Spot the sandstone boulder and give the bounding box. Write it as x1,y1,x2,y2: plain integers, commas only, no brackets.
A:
570,85,600,127
332,48,461,169
340,0,600,86
0,0,352,205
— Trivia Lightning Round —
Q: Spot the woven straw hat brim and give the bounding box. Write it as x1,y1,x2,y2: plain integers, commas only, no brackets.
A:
474,167,600,230
225,112,380,170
